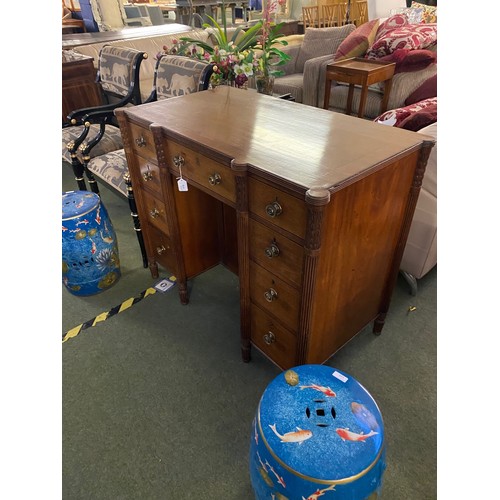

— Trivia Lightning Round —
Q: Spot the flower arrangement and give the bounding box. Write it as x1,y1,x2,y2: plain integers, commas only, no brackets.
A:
158,0,290,91
255,0,291,79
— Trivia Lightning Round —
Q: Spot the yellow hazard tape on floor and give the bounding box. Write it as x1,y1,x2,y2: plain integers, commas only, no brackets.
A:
63,286,158,343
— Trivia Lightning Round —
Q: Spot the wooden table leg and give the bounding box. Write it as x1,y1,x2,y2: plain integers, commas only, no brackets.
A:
323,75,332,109
346,84,354,115
380,77,394,114
358,80,369,118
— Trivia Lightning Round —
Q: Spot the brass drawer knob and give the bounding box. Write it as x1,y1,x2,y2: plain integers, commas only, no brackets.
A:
142,170,153,181
265,242,280,258
264,288,278,302
135,135,146,148
208,173,222,186
265,201,282,218
173,155,185,168
149,208,160,218
156,245,167,255
263,331,276,345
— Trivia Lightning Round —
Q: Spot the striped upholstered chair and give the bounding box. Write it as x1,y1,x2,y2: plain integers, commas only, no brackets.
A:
82,55,213,267
62,45,147,193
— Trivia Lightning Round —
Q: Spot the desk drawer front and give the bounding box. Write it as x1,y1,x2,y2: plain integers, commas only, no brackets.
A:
250,261,300,332
248,178,307,239
251,304,296,369
142,190,170,235
128,122,156,158
136,155,162,196
147,225,176,274
166,141,236,203
249,219,303,288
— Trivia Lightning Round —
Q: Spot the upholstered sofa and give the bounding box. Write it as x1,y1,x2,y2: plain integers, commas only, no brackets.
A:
274,12,437,118
374,100,437,294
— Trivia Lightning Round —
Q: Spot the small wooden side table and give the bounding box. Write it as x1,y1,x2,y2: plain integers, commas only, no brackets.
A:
323,57,396,118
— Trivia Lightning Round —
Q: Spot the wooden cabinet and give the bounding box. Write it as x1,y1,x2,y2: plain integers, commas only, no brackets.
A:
62,51,102,124
116,87,434,370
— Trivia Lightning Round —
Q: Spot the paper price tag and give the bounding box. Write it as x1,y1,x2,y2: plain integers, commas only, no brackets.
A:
177,178,188,191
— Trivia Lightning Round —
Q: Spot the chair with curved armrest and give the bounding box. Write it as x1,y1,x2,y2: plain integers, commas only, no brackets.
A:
83,55,213,268
62,45,147,193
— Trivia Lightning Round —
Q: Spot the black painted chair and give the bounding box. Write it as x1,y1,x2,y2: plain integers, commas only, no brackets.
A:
62,44,147,194
80,55,214,268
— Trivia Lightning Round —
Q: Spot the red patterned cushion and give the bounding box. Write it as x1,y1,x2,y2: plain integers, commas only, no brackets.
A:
333,19,380,61
366,23,437,59
376,14,408,40
374,97,437,131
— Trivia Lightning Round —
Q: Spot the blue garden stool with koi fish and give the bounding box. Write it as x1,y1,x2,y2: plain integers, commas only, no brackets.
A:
249,365,386,499
62,191,120,296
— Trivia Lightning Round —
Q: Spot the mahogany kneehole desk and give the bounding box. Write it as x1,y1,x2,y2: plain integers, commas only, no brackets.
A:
115,87,434,370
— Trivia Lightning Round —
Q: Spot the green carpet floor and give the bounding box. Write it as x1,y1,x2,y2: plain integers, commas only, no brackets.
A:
62,161,437,499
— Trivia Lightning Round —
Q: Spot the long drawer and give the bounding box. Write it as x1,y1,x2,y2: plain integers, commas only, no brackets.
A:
249,261,300,333
250,303,296,370
164,140,236,204
248,177,307,240
249,218,303,288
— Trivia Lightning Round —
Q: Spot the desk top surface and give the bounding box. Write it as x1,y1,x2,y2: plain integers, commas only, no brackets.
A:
121,87,432,196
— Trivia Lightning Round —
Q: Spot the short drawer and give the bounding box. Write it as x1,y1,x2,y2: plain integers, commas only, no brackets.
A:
249,261,300,333
146,225,176,274
248,178,307,239
165,140,236,204
135,155,162,197
128,122,156,158
141,190,169,236
249,219,303,288
251,304,296,370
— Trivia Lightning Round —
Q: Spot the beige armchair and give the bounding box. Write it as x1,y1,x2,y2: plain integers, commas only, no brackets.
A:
400,122,437,294
272,25,356,104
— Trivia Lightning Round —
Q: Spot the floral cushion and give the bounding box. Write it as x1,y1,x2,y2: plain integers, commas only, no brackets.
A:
376,14,409,40
333,19,380,61
374,97,437,131
366,23,437,59
411,1,437,23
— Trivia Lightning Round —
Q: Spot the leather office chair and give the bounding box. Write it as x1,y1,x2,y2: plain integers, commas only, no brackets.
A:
81,55,213,267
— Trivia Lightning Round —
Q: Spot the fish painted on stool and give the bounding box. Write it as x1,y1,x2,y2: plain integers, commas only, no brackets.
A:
269,423,312,444
351,402,380,432
299,384,336,397
302,483,336,500
336,428,378,442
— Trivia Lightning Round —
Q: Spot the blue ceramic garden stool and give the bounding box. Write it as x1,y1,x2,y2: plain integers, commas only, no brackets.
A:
249,365,386,500
62,191,121,296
